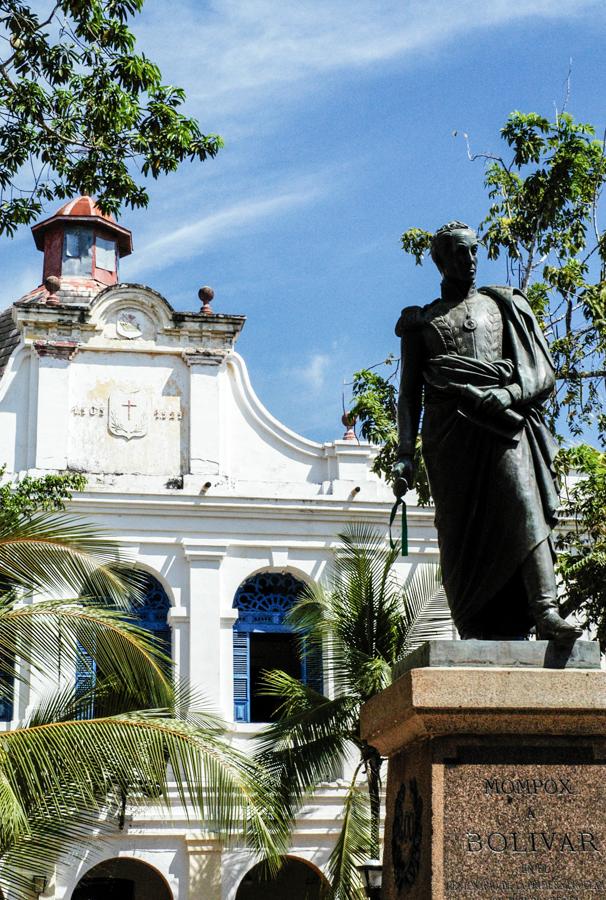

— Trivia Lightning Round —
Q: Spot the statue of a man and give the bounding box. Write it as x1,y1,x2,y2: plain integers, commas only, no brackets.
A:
392,221,582,642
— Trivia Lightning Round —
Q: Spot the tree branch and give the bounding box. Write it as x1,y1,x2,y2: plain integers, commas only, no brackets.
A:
0,3,60,74
560,370,606,381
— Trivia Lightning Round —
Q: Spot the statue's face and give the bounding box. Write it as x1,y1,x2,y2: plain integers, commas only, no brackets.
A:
441,229,478,283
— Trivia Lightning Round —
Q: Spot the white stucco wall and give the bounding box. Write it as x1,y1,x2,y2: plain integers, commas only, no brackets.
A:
0,281,442,900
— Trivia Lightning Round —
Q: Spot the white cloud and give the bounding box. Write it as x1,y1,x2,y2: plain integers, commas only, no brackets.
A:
137,0,602,123
120,0,604,277
295,352,331,392
123,180,324,276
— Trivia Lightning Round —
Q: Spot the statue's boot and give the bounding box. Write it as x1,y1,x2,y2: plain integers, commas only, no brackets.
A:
521,541,583,642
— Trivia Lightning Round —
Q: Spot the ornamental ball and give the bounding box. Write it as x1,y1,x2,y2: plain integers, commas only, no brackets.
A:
198,286,215,304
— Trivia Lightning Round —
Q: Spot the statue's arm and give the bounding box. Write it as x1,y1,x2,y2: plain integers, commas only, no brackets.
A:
483,286,556,407
396,311,424,461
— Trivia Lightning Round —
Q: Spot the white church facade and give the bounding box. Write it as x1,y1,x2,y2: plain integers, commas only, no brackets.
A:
0,198,440,899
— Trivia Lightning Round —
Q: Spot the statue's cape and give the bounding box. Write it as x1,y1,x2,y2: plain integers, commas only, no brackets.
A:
479,285,556,404
418,285,560,638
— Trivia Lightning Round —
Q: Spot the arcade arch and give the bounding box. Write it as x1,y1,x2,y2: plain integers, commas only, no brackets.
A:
235,856,330,900
71,857,172,900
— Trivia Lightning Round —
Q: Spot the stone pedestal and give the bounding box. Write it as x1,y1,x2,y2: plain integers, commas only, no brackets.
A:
360,641,606,900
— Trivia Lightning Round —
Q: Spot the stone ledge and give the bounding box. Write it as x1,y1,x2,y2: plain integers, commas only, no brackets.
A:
392,639,600,678
360,666,606,757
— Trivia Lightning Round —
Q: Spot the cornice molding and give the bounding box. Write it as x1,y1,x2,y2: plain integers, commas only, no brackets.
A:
181,542,228,562
33,339,79,360
182,348,228,367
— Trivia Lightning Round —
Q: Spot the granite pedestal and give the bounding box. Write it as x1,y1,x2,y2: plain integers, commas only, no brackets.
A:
360,641,606,900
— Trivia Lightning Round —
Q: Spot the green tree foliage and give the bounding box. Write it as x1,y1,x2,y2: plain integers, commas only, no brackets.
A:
555,445,606,647
349,110,606,623
0,0,222,234
0,466,85,521
258,525,450,898
0,474,286,895
350,366,431,505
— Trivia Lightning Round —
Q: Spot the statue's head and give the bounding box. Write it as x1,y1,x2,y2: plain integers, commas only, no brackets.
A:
430,221,478,283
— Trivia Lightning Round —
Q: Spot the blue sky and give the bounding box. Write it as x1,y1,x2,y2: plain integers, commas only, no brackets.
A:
2,0,606,442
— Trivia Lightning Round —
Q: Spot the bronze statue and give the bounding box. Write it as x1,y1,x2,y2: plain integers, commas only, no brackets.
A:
393,221,582,642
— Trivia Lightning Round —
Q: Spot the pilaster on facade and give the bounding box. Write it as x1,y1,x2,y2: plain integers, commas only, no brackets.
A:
182,543,227,706
184,835,222,900
34,350,71,470
187,356,225,477
324,438,379,490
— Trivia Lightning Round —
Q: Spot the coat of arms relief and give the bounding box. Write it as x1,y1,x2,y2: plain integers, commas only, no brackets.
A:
116,310,143,339
108,389,149,440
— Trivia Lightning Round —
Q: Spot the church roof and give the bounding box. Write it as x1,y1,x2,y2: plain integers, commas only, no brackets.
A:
13,277,104,307
0,307,19,379
31,195,133,256
54,196,116,220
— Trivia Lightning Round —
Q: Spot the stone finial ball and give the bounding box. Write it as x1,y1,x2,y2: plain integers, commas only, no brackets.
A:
45,275,61,294
198,286,215,304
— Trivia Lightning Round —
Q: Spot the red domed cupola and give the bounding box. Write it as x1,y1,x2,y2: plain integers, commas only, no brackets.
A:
31,196,133,291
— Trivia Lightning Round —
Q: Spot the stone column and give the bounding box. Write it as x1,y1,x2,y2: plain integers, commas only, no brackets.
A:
185,835,222,900
183,546,227,705
33,341,78,470
360,639,606,900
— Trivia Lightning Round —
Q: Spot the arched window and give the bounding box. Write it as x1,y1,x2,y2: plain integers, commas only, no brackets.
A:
134,576,172,661
75,573,172,716
233,571,323,723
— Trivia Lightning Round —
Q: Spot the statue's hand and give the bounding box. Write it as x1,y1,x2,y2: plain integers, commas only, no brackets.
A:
477,387,512,413
392,457,414,499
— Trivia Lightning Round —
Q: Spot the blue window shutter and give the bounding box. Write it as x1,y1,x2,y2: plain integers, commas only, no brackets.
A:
301,637,324,695
0,670,13,721
75,641,97,719
233,631,250,723
74,575,171,717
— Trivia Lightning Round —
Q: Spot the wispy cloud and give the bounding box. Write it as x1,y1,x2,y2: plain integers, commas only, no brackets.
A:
294,352,332,392
122,0,603,280
123,181,324,276
269,340,355,435
137,0,601,124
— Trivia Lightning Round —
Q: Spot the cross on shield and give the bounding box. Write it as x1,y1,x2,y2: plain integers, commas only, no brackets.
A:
108,389,149,440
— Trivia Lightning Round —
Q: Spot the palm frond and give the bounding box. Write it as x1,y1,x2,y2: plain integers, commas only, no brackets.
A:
0,512,140,605
327,761,371,900
0,598,173,710
257,672,358,816
0,711,288,895
290,526,408,700
399,562,452,654
255,525,453,898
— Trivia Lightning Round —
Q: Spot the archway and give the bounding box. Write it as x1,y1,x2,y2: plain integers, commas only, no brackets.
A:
71,857,172,900
235,857,330,900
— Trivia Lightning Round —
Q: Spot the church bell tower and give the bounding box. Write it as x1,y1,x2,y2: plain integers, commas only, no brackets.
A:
30,195,133,303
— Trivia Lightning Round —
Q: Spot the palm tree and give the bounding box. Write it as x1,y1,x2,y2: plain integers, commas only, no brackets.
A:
0,508,286,897
257,523,450,899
